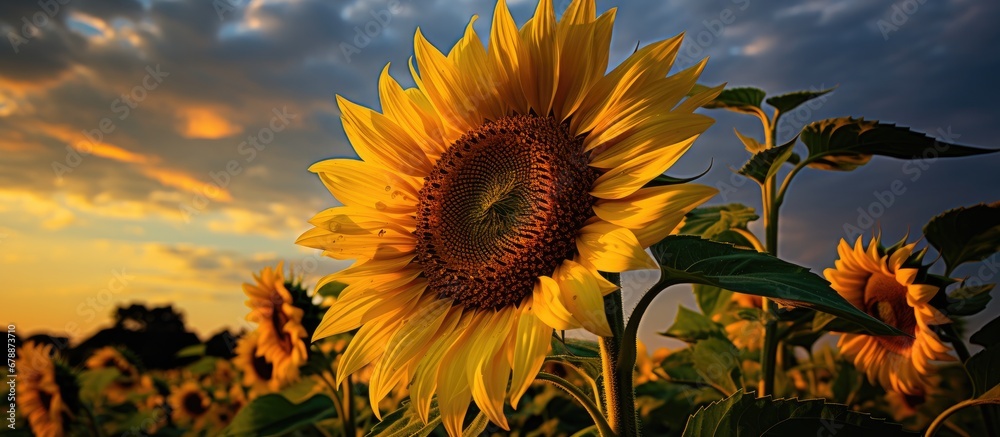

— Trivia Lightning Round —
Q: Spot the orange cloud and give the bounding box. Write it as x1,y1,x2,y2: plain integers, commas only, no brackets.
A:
178,107,242,139
140,167,234,202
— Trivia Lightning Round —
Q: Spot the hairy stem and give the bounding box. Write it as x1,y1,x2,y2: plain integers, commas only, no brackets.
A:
599,273,638,436
537,372,616,437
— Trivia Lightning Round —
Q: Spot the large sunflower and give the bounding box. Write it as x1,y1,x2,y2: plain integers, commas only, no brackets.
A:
242,262,309,382
824,236,955,395
298,0,718,433
18,343,77,437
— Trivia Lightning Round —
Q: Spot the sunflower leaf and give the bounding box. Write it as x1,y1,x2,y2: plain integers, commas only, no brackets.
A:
649,236,906,336
645,161,713,188
971,315,1000,348
690,337,742,395
366,399,441,437
221,394,336,437
737,136,798,185
766,86,836,117
680,204,758,239
965,341,1000,431
923,202,1000,275
316,280,348,298
702,87,767,115
660,305,725,343
682,389,916,436
799,117,997,171
946,284,994,316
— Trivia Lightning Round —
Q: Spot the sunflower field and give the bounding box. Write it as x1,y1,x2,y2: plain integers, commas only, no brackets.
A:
5,0,1000,436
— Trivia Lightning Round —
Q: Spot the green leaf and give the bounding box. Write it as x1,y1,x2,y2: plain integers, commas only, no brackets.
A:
367,399,442,437
221,394,336,437
78,368,121,404
175,343,206,358
650,236,904,336
971,315,1000,348
690,337,741,394
682,389,915,436
549,337,602,379
924,202,1000,274
646,162,713,188
800,117,997,171
737,137,798,184
946,284,994,316
964,342,1000,432
680,204,758,239
316,280,348,298
765,87,836,115
661,305,725,343
693,284,734,318
733,128,765,154
702,87,767,115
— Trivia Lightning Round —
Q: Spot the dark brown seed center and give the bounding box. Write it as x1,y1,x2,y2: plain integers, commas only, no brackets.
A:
415,115,598,310
863,271,917,353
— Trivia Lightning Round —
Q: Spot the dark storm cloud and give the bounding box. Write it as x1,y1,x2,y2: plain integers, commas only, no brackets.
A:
2,0,997,264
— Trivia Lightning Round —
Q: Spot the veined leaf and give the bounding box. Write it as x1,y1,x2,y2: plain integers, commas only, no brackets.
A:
702,87,767,116
649,236,904,336
661,305,725,343
946,284,994,316
737,137,798,184
963,336,1000,432
924,202,1000,274
800,117,997,171
971,314,1000,348
221,394,336,437
690,337,742,394
682,389,915,436
766,87,836,116
680,204,759,239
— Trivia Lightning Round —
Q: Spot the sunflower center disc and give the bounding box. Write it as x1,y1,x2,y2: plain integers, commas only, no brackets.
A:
863,271,917,353
415,115,598,310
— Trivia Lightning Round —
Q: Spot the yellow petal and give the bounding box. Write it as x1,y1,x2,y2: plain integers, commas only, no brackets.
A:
488,0,528,114
576,220,657,271
589,135,698,200
531,276,582,331
369,298,452,416
468,310,515,430
337,95,432,176
519,0,559,115
308,159,421,215
315,255,416,288
336,315,402,384
553,9,614,120
594,184,717,246
378,65,448,161
410,309,470,424
448,17,504,121
413,27,483,140
312,276,424,341
509,307,552,408
675,82,724,113
553,260,613,337
588,113,713,168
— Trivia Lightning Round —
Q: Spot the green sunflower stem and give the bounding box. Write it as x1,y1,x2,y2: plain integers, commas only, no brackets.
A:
343,375,356,437
599,273,638,436
537,372,616,437
760,117,782,398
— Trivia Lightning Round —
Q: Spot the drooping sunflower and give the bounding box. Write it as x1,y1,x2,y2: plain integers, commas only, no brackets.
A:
298,0,719,433
234,330,298,397
242,262,309,382
168,381,212,429
18,342,79,437
824,236,955,395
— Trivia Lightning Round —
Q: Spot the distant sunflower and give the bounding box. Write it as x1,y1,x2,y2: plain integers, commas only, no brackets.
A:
298,0,718,433
234,330,298,397
18,343,78,437
84,346,142,404
243,262,309,383
168,381,211,429
824,236,955,395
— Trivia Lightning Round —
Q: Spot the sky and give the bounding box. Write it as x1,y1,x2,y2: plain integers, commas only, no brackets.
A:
2,0,998,350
